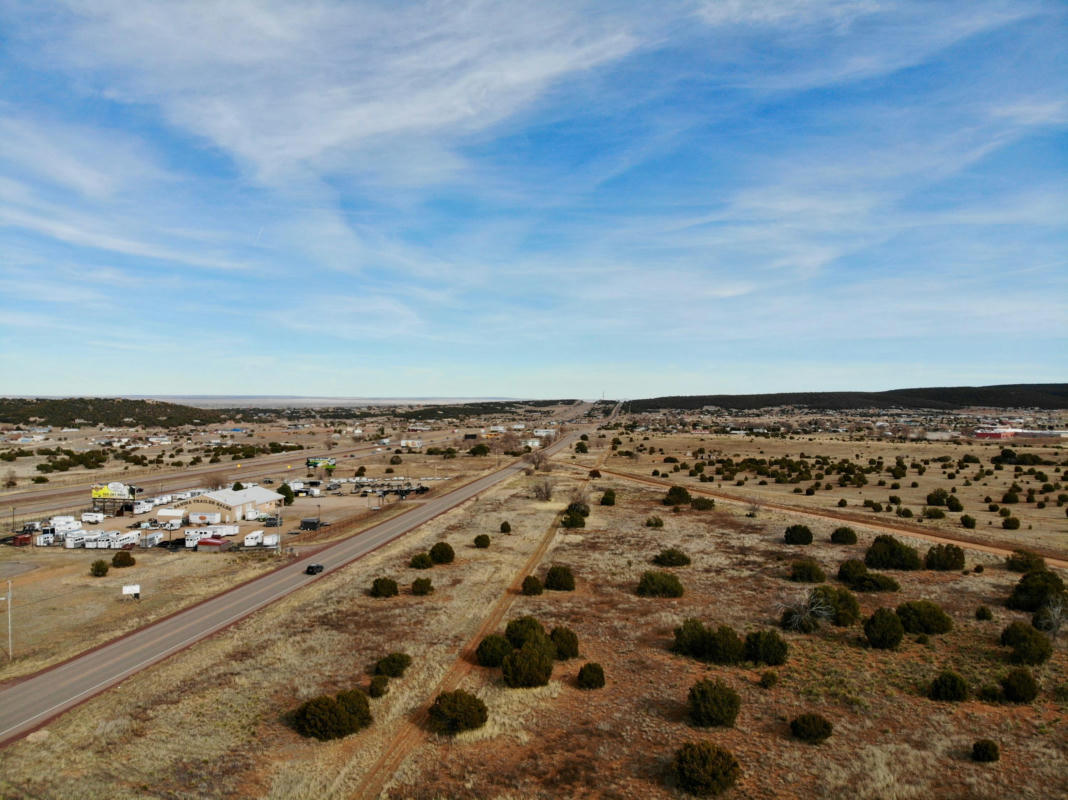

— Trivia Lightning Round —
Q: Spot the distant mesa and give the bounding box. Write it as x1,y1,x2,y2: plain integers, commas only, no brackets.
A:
624,384,1068,412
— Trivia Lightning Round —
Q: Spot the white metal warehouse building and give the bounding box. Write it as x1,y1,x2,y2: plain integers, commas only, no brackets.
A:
174,486,284,523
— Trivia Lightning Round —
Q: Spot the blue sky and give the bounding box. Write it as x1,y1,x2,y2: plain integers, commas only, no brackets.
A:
0,1,1065,399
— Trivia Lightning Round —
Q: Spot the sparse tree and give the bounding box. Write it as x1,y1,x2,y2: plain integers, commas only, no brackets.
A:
532,480,553,501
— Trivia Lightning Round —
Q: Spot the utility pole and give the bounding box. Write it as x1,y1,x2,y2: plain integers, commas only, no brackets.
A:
1,581,11,660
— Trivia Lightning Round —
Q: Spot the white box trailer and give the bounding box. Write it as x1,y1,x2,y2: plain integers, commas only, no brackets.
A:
111,532,139,549
35,533,55,547
188,512,222,525
200,524,239,538
243,530,263,547
262,533,279,547
161,519,182,531
64,531,87,549
287,481,304,491
50,515,76,525
132,500,154,515
81,512,105,525
156,508,185,520
140,531,164,548
154,494,172,505
185,530,209,548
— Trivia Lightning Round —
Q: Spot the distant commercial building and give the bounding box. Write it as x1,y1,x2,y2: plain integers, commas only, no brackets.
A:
175,486,283,523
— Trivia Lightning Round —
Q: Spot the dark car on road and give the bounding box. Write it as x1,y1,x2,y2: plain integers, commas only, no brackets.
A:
305,563,324,575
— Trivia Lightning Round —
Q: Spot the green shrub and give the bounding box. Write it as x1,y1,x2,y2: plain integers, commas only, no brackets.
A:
961,514,976,528
645,515,664,528
672,619,744,664
975,605,993,621
1000,667,1039,703
429,542,455,564
576,662,605,689
521,575,543,595
758,671,778,689
784,524,813,545
896,600,953,635
864,535,921,570
1002,517,1021,530
814,585,861,626
1006,550,1045,572
544,564,575,591
925,544,965,571
505,616,546,649
830,527,857,544
837,559,868,585
600,489,616,506
851,572,900,592
563,512,589,529
499,521,511,533
111,550,135,568
743,630,788,666
566,501,591,518
688,679,740,727
1002,491,1019,504
1000,621,1052,665
374,652,412,678
1007,570,1064,611
671,741,740,796
368,675,389,698
412,577,433,595
663,485,692,506
837,498,848,507
864,608,904,649
370,577,398,598
550,626,579,660
928,670,969,702
690,496,715,510
501,640,554,688
837,560,898,592
89,559,109,577
293,695,361,740
972,739,1000,762
327,689,370,731
653,548,691,567
924,507,946,520
636,570,684,598
427,690,488,735
789,559,825,583
473,534,490,548
947,495,964,512
475,634,513,667
409,552,433,569
790,713,833,743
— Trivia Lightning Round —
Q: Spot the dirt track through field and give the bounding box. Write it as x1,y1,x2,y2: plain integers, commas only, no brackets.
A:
585,465,1068,569
349,448,611,799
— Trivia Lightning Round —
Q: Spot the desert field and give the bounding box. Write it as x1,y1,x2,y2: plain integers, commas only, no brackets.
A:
593,432,1068,557
0,435,1064,799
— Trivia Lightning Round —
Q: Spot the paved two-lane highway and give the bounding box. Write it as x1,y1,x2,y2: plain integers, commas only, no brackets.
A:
0,434,576,747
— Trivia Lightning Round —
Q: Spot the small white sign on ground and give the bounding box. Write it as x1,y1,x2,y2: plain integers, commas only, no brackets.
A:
122,584,141,598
